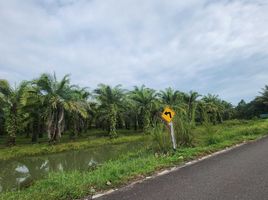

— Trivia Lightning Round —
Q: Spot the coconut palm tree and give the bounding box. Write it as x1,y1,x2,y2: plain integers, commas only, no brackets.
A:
198,100,218,124
0,79,29,145
159,87,183,107
183,91,201,125
129,85,158,133
221,100,234,120
122,95,143,131
19,82,47,142
0,107,4,135
0,85,6,135
67,86,91,138
202,94,227,124
257,85,268,106
94,84,125,138
29,73,88,143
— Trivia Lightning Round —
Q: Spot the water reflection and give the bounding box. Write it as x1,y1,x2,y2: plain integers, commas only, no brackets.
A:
0,142,143,192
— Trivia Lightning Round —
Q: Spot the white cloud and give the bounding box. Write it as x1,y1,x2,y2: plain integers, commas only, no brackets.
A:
0,0,268,104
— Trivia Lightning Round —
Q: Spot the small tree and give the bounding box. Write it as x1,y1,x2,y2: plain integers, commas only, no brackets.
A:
30,73,88,143
0,80,28,145
130,85,158,133
173,108,194,147
183,91,201,126
94,84,125,138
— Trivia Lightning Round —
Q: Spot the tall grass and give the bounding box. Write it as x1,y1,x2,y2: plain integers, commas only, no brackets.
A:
151,109,196,151
0,135,146,161
202,111,221,145
1,119,268,200
150,123,171,153
173,113,194,147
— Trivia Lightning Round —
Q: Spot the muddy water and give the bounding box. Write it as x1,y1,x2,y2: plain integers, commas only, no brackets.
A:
0,141,144,192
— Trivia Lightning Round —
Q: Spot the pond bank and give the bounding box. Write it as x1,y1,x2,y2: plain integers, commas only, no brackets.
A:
0,140,147,192
0,135,146,161
1,119,268,200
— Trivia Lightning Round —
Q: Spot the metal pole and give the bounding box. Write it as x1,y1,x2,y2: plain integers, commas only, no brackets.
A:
169,122,176,150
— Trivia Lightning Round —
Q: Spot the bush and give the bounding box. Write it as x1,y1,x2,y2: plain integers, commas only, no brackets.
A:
238,127,260,136
223,119,249,126
150,123,171,153
252,116,259,120
203,117,221,145
173,114,194,147
205,135,220,145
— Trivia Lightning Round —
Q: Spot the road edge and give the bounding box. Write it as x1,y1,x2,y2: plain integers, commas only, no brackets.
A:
86,135,268,200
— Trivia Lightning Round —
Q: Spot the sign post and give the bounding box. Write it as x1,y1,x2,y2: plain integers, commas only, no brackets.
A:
169,121,176,150
161,107,176,150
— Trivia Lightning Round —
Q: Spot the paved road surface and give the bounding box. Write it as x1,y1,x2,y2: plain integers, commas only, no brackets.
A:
97,136,268,200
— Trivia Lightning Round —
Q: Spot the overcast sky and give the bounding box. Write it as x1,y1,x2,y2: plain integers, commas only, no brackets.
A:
0,0,268,104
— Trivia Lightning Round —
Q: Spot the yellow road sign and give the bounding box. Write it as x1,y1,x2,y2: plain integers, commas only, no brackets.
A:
161,107,175,123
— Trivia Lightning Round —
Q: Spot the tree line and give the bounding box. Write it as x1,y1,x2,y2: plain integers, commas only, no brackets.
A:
0,73,267,145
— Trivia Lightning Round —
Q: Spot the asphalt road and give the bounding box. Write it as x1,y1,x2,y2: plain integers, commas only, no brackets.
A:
97,136,268,200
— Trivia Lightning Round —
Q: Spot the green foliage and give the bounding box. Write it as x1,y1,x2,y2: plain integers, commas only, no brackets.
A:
94,84,125,137
235,85,268,119
150,122,171,153
0,134,146,161
201,109,220,145
236,127,260,136
203,124,220,145
0,72,267,149
29,73,89,143
2,72,268,199
5,111,17,138
184,91,201,126
1,119,268,200
129,85,158,133
159,87,183,107
223,119,249,126
173,107,195,147
0,79,29,144
199,94,234,125
109,104,117,138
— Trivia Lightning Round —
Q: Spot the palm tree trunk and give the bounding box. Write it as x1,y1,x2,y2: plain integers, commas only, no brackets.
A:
6,110,17,146
190,103,197,126
32,118,38,143
57,108,64,140
143,110,150,133
218,112,223,123
47,111,54,142
134,114,138,131
109,105,117,138
0,117,4,135
26,123,30,138
38,118,43,138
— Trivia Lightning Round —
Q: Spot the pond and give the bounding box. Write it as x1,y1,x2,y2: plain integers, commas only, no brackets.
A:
0,141,145,192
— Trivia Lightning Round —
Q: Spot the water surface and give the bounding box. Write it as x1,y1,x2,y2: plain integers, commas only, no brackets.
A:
0,141,144,192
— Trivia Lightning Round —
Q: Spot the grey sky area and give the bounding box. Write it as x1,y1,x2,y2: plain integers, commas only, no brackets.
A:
1,0,268,104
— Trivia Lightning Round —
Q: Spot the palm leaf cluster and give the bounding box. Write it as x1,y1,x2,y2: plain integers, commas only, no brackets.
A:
1,73,266,145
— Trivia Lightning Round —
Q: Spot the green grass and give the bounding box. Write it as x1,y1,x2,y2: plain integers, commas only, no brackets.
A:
1,119,268,200
0,133,145,161
0,129,143,147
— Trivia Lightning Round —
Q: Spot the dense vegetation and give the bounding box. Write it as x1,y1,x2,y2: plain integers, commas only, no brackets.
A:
1,119,268,200
1,73,268,200
1,73,268,146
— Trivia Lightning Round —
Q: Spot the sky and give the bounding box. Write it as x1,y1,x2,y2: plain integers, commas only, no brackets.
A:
0,0,268,105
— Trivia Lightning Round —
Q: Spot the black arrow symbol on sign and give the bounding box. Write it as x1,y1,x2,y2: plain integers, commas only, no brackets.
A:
164,112,172,118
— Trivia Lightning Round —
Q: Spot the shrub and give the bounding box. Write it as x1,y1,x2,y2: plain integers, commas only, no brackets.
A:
173,114,194,147
238,127,260,136
150,123,171,153
223,119,249,126
202,113,221,145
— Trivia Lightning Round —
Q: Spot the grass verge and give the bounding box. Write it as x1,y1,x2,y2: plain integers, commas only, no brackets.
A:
1,119,268,200
0,135,145,161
